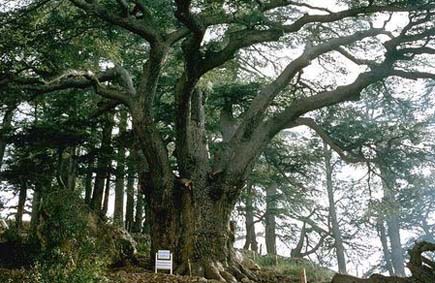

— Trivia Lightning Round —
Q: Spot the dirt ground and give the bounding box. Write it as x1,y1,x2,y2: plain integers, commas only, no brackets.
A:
0,266,304,283
105,265,304,283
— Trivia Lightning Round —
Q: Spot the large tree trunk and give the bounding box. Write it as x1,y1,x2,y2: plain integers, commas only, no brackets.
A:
131,82,257,282
265,182,277,256
324,143,347,274
113,111,127,226
243,183,258,253
91,113,114,212
144,178,256,282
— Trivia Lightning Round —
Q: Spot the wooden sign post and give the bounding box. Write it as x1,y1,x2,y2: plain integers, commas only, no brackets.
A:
300,268,307,283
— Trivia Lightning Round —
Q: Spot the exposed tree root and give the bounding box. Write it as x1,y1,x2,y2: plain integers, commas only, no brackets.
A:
174,258,258,283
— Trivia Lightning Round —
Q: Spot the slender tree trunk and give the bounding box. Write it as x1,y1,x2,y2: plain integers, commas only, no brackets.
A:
113,111,127,226
58,146,77,190
0,106,14,169
265,182,277,256
377,218,395,276
84,159,94,205
133,156,148,233
102,173,111,216
91,113,114,211
291,222,306,258
324,143,347,274
380,166,406,277
30,184,41,231
16,180,27,233
387,216,406,276
113,168,125,226
421,217,435,242
132,188,144,233
243,183,258,252
125,153,135,232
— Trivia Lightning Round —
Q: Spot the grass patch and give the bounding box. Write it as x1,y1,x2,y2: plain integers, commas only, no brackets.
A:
252,254,334,283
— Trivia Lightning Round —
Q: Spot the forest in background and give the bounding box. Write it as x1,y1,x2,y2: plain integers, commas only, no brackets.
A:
1,0,435,283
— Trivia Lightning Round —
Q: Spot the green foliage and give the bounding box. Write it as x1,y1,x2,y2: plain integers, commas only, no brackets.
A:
26,254,107,283
29,188,110,283
3,228,28,248
38,189,89,249
132,234,151,256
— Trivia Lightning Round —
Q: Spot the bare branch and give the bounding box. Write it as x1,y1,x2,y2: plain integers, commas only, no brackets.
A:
336,47,377,66
200,29,283,74
232,28,387,144
68,0,161,43
391,69,435,80
280,4,435,33
15,68,116,94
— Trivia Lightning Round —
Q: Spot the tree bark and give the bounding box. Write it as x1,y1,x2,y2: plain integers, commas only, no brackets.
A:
243,183,258,253
91,113,114,212
113,111,127,226
265,182,277,256
324,143,347,274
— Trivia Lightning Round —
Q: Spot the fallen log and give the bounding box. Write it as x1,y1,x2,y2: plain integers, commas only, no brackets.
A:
331,273,411,283
407,241,435,283
331,241,435,283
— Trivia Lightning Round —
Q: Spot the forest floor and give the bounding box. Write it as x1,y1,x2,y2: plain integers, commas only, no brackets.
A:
106,266,305,283
0,235,333,283
0,266,329,283
0,258,333,283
